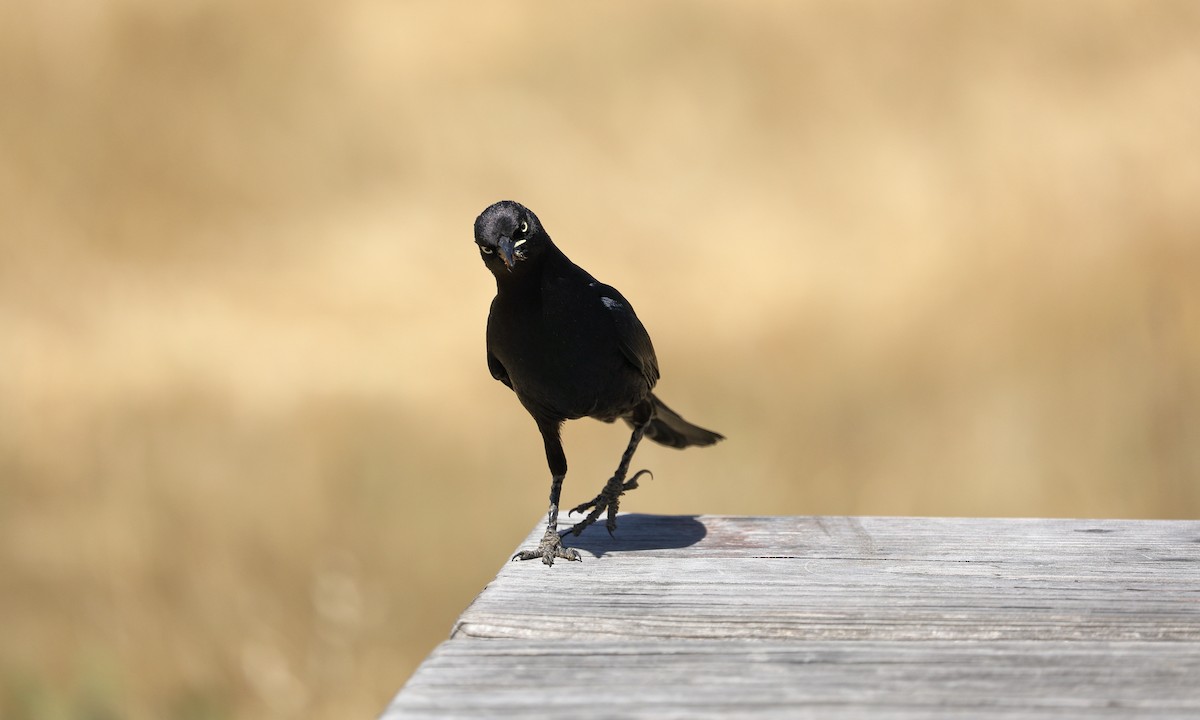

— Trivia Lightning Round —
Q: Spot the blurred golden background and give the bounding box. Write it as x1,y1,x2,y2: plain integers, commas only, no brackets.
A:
3,1,1199,718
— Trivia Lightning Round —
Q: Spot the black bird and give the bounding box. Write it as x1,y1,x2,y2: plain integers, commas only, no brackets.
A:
474,200,723,566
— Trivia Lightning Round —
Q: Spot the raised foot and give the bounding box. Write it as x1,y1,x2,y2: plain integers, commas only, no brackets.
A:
511,528,581,566
565,469,653,537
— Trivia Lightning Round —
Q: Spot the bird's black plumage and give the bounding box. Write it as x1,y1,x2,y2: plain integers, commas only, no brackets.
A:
474,200,723,565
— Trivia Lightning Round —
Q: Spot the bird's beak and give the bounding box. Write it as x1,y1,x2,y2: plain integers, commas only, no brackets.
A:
497,236,516,271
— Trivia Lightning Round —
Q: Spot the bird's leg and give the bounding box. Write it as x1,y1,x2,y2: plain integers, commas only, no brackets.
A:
512,473,581,565
512,420,581,566
567,413,653,537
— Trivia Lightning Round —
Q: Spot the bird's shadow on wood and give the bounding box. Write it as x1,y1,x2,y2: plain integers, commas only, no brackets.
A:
563,513,707,559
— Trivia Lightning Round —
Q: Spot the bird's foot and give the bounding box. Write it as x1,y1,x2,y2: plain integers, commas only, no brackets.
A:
565,469,652,537
511,527,581,566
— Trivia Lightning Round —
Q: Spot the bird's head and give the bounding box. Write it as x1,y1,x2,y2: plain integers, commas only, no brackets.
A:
473,200,547,274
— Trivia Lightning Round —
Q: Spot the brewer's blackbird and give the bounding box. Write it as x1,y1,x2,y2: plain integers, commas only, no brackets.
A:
474,200,723,566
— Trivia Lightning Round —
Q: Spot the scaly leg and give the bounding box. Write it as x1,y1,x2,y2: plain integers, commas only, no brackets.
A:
512,419,581,566
512,473,580,565
567,414,653,537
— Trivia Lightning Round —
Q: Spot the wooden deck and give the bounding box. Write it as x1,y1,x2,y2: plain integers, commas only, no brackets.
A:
382,515,1200,718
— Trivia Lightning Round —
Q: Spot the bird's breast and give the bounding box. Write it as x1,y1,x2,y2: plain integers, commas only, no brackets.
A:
487,292,648,421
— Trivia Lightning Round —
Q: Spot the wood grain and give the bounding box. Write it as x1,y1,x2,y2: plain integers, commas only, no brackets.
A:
457,515,1200,642
382,515,1200,718
387,640,1200,719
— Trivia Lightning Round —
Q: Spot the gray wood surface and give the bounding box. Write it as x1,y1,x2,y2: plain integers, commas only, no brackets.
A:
383,515,1200,718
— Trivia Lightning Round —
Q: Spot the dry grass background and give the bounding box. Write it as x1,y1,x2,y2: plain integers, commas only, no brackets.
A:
2,1,1199,718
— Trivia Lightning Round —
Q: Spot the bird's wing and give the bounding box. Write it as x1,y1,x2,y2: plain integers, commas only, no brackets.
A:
485,296,514,389
594,283,660,388
486,347,513,389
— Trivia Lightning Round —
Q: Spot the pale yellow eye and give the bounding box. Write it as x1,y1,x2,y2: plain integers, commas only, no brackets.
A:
519,221,528,233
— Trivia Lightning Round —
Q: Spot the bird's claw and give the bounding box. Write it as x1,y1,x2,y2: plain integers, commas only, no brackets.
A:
564,469,653,537
511,528,581,566
625,468,652,491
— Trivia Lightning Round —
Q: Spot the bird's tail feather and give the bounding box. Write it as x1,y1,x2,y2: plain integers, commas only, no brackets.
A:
633,395,724,449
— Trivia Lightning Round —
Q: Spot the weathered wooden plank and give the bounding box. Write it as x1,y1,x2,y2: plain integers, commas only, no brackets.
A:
453,515,1200,642
503,514,1199,563
383,516,1200,718
384,639,1200,719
